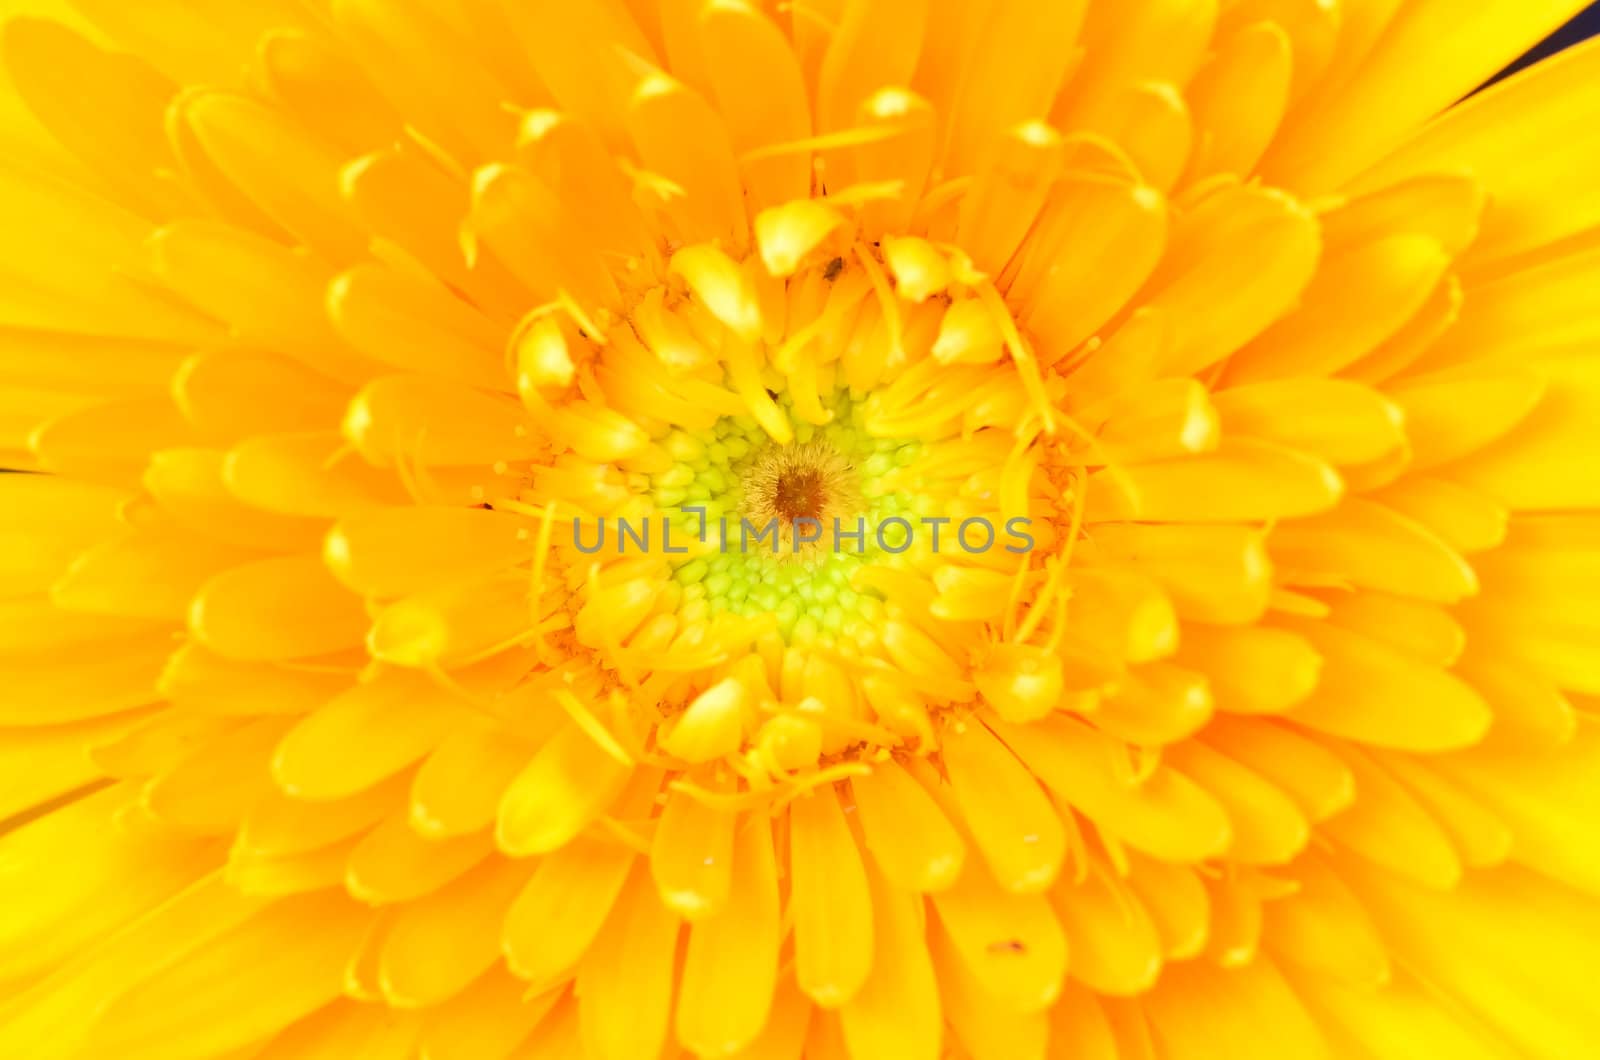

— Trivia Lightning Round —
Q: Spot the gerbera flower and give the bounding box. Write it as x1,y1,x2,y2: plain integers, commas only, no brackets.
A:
4,0,1600,1056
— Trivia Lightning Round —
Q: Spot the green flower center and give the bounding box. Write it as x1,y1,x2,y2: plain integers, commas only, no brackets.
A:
650,393,925,647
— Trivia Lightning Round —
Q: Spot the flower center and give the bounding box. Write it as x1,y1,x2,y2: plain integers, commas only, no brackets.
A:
738,436,860,538
773,468,826,522
651,398,917,646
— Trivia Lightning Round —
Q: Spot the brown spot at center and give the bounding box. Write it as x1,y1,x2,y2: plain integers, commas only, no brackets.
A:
772,468,827,522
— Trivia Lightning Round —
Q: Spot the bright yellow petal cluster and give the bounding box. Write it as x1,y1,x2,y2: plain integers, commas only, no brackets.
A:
4,1,1600,1058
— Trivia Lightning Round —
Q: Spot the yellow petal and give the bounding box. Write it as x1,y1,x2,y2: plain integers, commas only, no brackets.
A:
660,678,748,764
502,834,635,984
1283,619,1492,752
224,836,354,897
410,718,539,838
839,862,943,1060
629,74,747,246
1462,655,1578,754
0,710,146,820
650,785,737,920
1289,971,1506,1060
1201,717,1354,823
1092,662,1213,748
31,394,197,485
1137,184,1320,378
942,717,1064,893
991,715,1231,864
669,243,763,343
975,643,1069,724
1050,858,1161,996
0,630,167,726
1320,171,1486,259
149,220,373,384
256,28,399,156
254,1001,419,1060
52,523,254,621
516,110,651,260
1440,724,1600,895
332,0,518,164
0,18,188,219
1075,378,1218,466
224,431,406,518
1015,179,1167,360
144,448,325,554
849,758,966,892
722,973,812,1060
1325,592,1465,667
190,553,368,661
1142,955,1332,1060
1369,475,1508,555
1173,625,1320,714
343,375,538,468
466,163,620,313
274,670,464,801
0,164,214,342
847,89,937,235
175,350,350,445
1047,982,1121,1060
755,200,845,278
417,971,558,1060
936,1,1086,178
1347,33,1600,263
956,121,1064,277
328,264,508,390
1073,82,1192,194
1164,740,1309,865
816,0,927,135
0,784,215,988
1228,234,1451,383
1262,0,1583,196
931,912,1048,1060
930,857,1068,1013
1387,369,1544,472
340,146,524,319
158,642,345,722
1265,851,1390,985
1087,440,1343,524
496,0,655,150
1372,752,1512,868
238,772,404,857
1057,0,1217,130
182,91,367,262
676,811,782,1055
377,857,527,1007
345,815,492,904
578,865,682,1060
1337,862,1600,1058
1448,356,1600,510
1320,744,1463,888
496,718,632,857
86,892,372,1060
790,784,874,1007
698,0,811,209
1180,21,1291,182
1269,497,1478,603
1087,523,1272,624
1211,379,1405,466
1123,854,1209,961
326,506,532,599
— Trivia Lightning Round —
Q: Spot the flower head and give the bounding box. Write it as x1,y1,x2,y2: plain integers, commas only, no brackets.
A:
4,1,1600,1058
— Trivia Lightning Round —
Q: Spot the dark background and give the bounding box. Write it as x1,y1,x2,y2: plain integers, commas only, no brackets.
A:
1491,3,1600,84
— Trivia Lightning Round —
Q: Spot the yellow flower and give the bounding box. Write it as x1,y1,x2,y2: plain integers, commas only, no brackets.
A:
4,0,1600,1057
